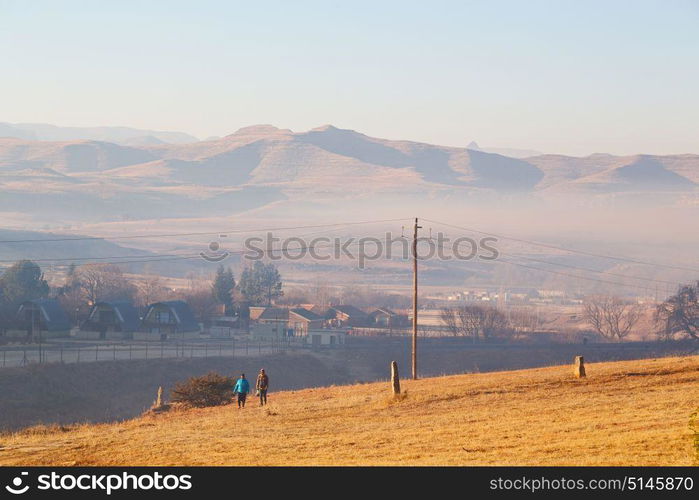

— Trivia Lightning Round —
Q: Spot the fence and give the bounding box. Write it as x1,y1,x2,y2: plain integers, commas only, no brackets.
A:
0,338,297,368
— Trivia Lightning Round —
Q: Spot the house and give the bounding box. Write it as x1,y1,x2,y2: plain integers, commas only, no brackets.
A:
137,300,200,340
304,329,347,348
368,308,408,328
287,308,324,335
250,322,289,341
327,305,370,327
254,307,324,336
208,315,239,338
10,299,71,339
77,301,140,340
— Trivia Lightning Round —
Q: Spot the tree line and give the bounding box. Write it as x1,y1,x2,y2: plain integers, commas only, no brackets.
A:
0,259,284,325
439,284,699,342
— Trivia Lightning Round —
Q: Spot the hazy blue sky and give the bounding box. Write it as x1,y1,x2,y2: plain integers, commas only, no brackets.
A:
1,0,698,155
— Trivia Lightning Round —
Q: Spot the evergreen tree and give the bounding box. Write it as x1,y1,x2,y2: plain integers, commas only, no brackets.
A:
212,265,235,314
0,260,50,307
237,261,283,306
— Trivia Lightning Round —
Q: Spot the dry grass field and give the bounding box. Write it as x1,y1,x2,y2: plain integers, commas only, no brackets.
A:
1,356,697,466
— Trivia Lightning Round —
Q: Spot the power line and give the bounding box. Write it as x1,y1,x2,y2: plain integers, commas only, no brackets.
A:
513,254,685,286
430,239,668,293
422,217,699,273
0,218,410,244
496,258,665,293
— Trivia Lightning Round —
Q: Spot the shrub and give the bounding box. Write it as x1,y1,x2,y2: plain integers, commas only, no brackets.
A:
171,372,235,408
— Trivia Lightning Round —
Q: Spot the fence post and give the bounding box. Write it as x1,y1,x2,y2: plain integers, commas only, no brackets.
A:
2,350,5,367
573,355,586,378
95,344,99,361
205,344,208,358
77,347,80,363
391,360,401,395
219,344,222,357
113,344,116,360
60,344,63,363
161,342,164,359
145,343,149,360
129,344,132,360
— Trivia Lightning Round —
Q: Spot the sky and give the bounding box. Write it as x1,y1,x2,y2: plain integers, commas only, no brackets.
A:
1,0,698,156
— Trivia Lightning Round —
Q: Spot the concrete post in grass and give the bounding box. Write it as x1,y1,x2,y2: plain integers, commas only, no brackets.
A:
155,386,163,407
573,356,586,378
391,361,401,395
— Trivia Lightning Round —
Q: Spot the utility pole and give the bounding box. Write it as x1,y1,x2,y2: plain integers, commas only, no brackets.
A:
412,217,422,380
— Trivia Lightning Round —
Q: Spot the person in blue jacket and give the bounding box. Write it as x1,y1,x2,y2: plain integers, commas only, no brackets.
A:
233,373,250,409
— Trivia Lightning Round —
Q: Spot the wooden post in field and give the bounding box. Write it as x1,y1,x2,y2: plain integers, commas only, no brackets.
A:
573,355,586,378
391,360,401,395
155,386,163,407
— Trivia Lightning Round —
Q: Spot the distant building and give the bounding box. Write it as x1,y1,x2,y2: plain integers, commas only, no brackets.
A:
368,308,408,328
255,307,324,336
304,329,347,347
78,301,140,340
137,300,200,340
10,299,71,339
327,305,370,327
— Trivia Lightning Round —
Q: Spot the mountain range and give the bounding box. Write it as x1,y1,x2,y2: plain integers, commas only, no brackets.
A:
0,123,697,229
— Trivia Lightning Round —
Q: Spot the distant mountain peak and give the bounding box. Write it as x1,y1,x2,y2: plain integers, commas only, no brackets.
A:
311,124,341,132
231,124,288,136
467,141,480,150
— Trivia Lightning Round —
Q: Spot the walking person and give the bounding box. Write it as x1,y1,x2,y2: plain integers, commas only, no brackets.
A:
256,368,269,406
233,373,250,409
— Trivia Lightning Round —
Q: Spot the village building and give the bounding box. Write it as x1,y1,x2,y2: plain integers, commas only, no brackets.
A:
77,301,141,340
327,305,370,327
136,300,200,340
8,299,71,339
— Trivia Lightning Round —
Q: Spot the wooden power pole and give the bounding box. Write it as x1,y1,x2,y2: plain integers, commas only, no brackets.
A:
412,217,421,380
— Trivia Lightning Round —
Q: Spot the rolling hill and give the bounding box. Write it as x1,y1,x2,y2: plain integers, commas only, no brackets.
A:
2,124,697,229
1,356,696,466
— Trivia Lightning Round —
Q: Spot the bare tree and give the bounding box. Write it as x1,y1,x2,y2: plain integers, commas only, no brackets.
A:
441,304,511,342
180,286,219,323
583,295,643,341
654,281,699,341
77,264,135,305
440,307,460,336
135,275,171,308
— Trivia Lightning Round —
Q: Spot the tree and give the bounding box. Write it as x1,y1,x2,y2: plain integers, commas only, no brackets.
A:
440,307,460,336
76,264,135,305
135,275,171,308
0,260,49,307
237,261,283,306
440,304,510,342
212,265,235,314
583,295,643,341
181,286,219,323
654,281,699,341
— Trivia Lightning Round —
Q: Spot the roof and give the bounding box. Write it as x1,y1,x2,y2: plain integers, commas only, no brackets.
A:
93,301,141,332
146,301,200,332
290,308,323,321
258,307,289,321
370,308,397,317
20,299,71,331
330,305,368,319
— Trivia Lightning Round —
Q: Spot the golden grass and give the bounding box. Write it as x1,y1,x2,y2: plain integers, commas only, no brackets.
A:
1,356,697,466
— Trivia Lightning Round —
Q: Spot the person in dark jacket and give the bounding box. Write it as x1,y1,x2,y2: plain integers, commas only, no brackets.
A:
256,368,269,406
233,373,250,409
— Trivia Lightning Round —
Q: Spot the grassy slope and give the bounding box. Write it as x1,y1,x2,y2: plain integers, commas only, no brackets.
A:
1,356,697,466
